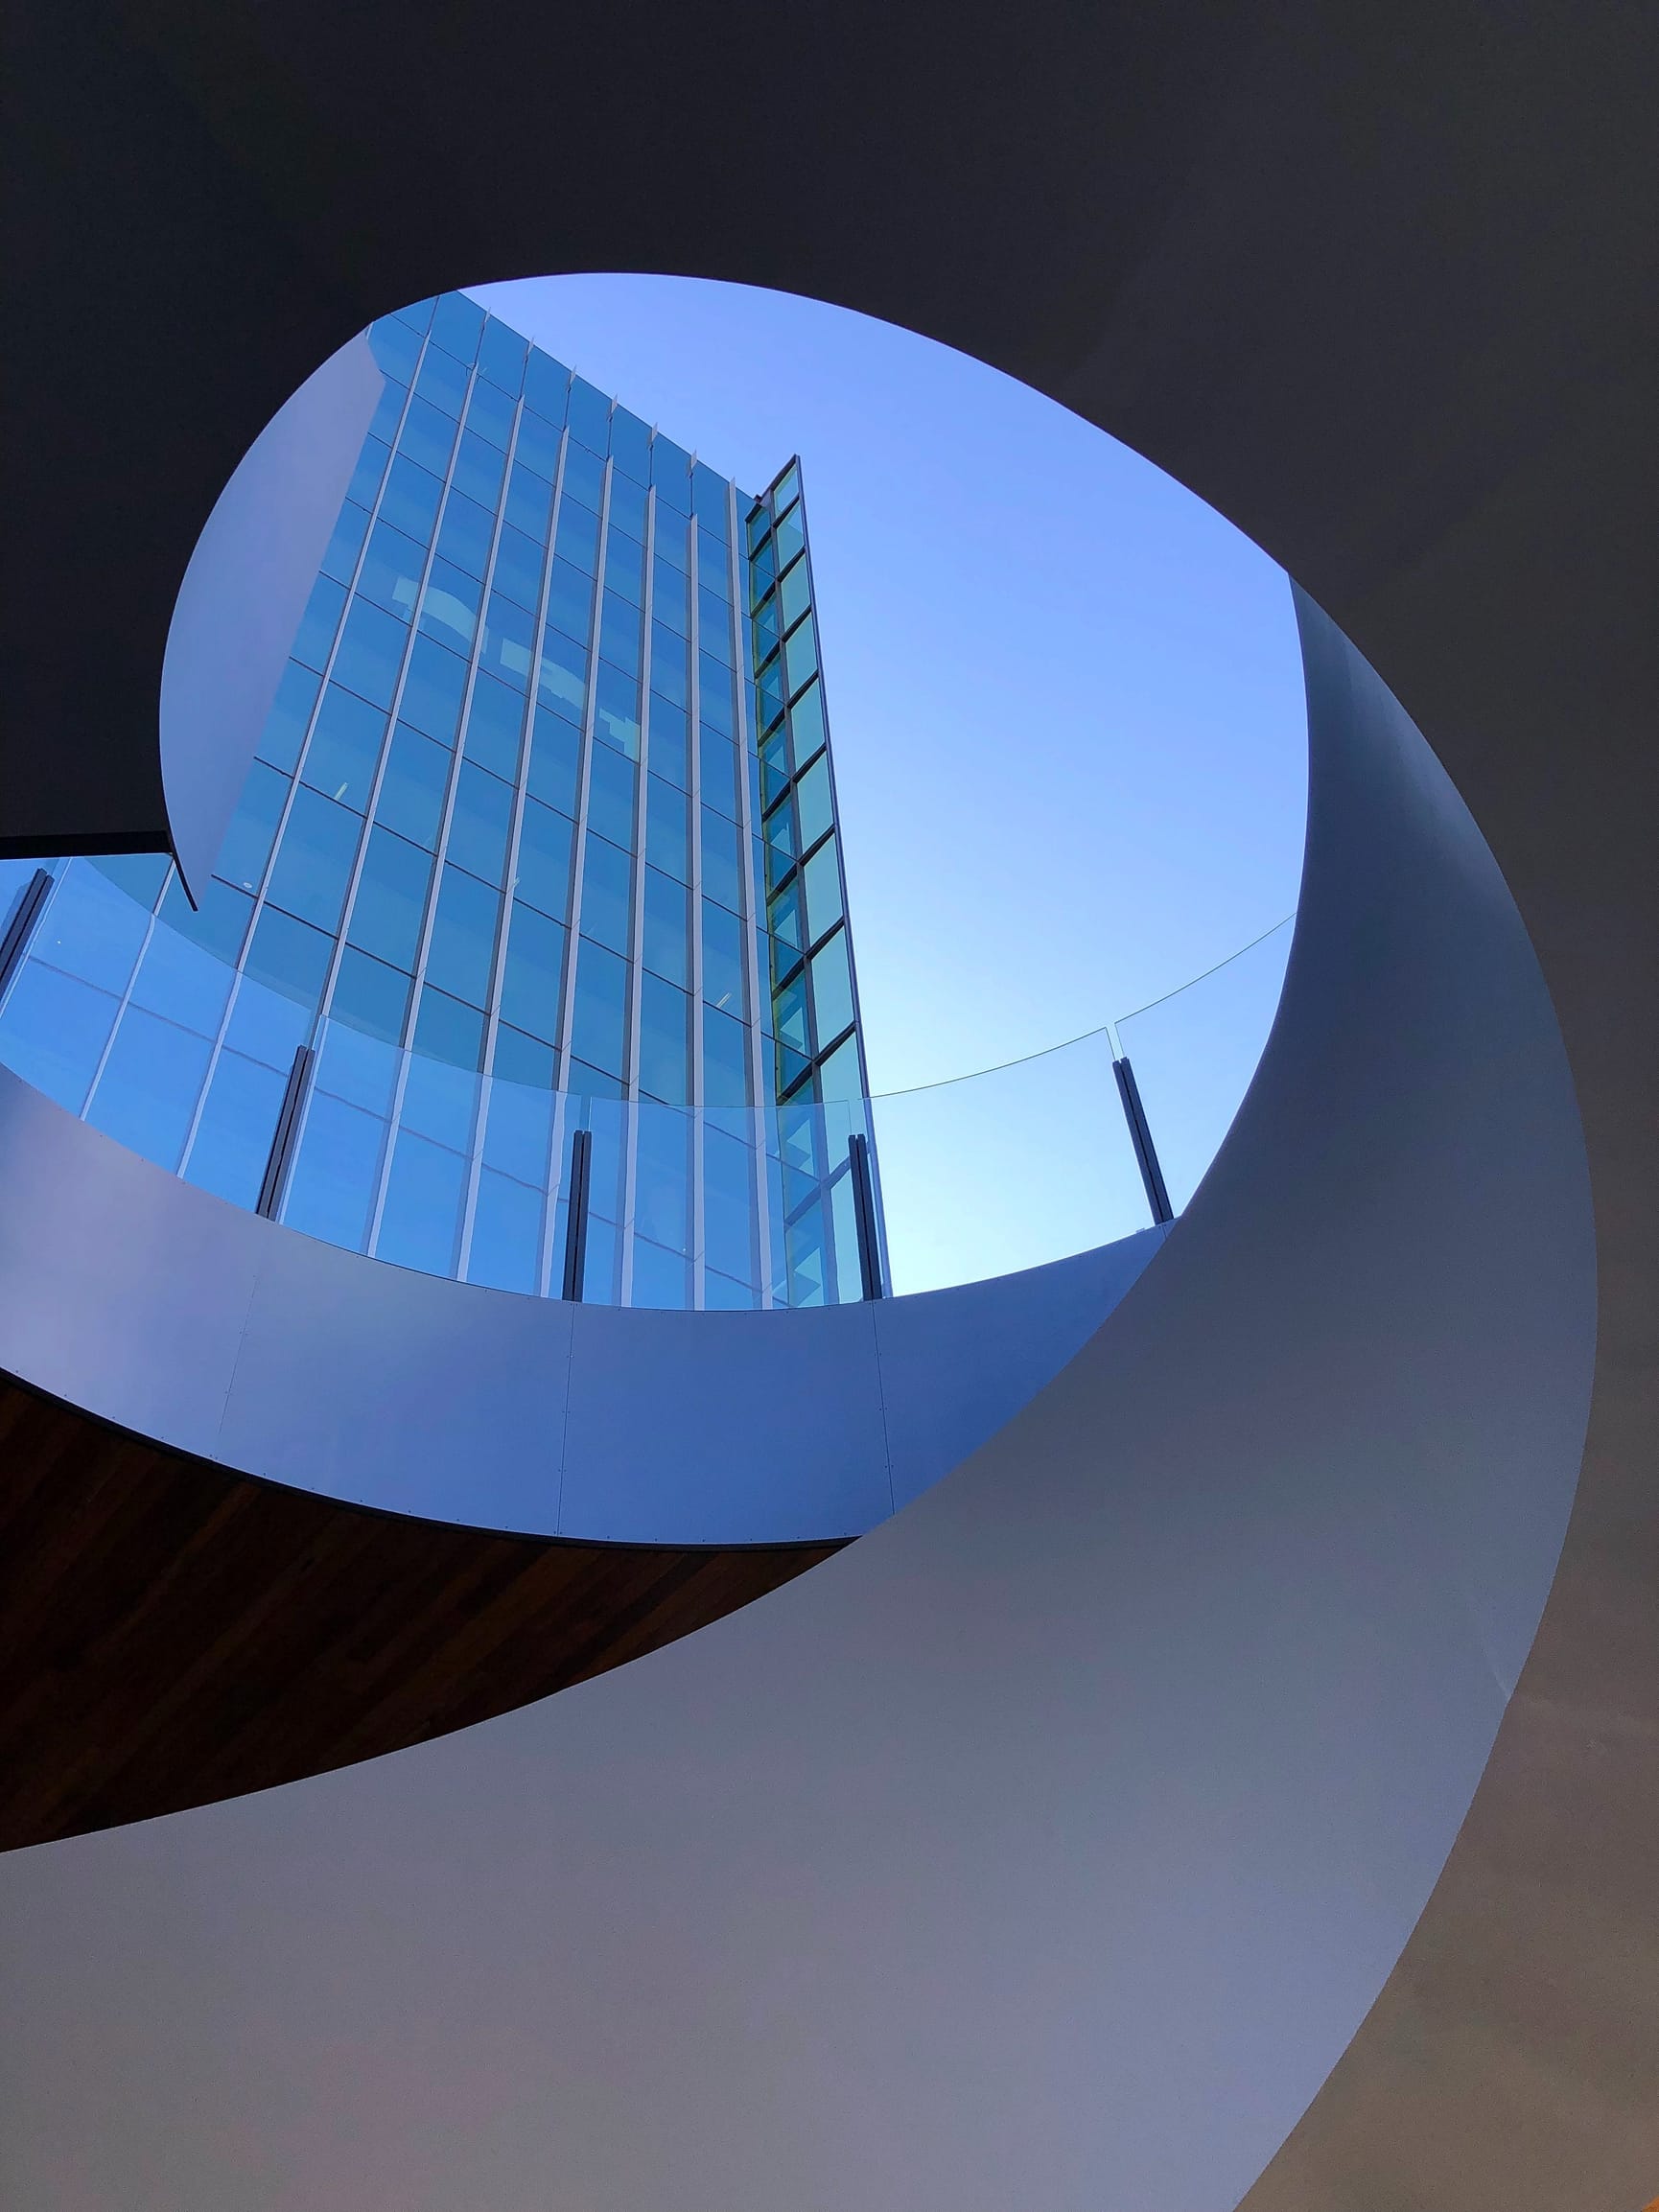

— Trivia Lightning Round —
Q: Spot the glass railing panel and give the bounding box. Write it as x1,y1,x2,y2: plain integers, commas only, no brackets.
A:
0,858,1299,1306
1113,917,1294,1216
869,1028,1147,1296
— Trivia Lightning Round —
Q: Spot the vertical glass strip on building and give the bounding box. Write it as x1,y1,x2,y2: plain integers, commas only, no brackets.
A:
0,293,885,1308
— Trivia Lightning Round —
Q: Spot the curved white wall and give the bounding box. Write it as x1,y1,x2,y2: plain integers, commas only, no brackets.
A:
0,599,1596,2209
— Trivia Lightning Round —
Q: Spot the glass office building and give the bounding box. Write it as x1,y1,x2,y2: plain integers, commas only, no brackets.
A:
0,291,884,1308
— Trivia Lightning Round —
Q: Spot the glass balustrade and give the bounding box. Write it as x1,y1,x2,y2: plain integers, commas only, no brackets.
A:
0,856,1296,1304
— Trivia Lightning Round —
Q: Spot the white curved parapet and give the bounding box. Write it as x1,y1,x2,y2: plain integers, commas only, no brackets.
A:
0,598,1597,2207
0,1055,1164,1541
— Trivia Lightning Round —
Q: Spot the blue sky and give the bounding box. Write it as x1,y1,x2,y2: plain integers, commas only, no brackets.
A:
472,276,1307,1285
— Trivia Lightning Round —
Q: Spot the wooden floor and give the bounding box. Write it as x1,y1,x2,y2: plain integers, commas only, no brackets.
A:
0,1371,843,1852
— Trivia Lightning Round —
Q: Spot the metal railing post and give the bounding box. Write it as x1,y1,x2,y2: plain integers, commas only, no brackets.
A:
256,1044,316,1220
1113,1055,1175,1225
847,1130,883,1300
561,1126,593,1301
0,869,54,999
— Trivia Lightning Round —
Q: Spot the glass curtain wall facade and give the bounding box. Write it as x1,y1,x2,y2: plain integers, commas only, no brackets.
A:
0,291,883,1308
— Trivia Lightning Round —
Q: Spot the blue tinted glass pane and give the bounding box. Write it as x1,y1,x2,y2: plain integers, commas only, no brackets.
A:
377,723,451,849
370,316,422,381
0,964,118,1113
480,593,536,689
554,497,599,573
331,944,412,1041
499,901,567,1042
700,655,736,737
697,587,733,664
454,430,505,508
265,786,362,932
436,488,493,577
223,972,311,1068
567,378,611,454
787,677,827,763
92,853,170,909
346,826,432,970
609,408,650,484
803,836,844,942
332,599,409,710
394,297,437,335
468,1167,542,1292
85,1008,212,1171
646,694,688,788
561,440,605,512
546,559,594,644
642,867,688,985
477,315,527,396
357,520,425,622
635,1116,692,1256
586,743,637,850
795,752,833,850
129,925,233,1037
700,727,739,819
599,590,642,676
412,986,485,1071
645,777,689,881
161,874,254,966
447,763,513,886
346,435,390,509
604,528,644,607
526,707,581,815
691,462,730,538
809,926,854,1049
523,349,569,422
419,558,479,657
216,758,289,894
183,1049,285,1208
651,436,692,511
400,1049,479,1149
463,671,526,781
491,522,543,611
701,807,742,912
779,555,810,630
33,872,145,997
571,939,629,1079
400,635,468,744
319,500,370,585
609,473,647,541
579,836,632,954
425,866,499,1007
702,899,745,1014
379,454,443,543
594,662,641,758
431,291,485,363
653,558,689,633
513,798,573,919
399,394,457,477
329,933,411,1035
292,574,346,673
504,463,553,543
257,662,320,774
703,1128,755,1282
302,685,385,813
702,1003,750,1107
283,1092,384,1251
466,377,516,451
654,504,689,570
491,1025,556,1091
377,1131,466,1277
514,410,560,482
415,343,469,417
697,526,731,597
650,622,689,708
